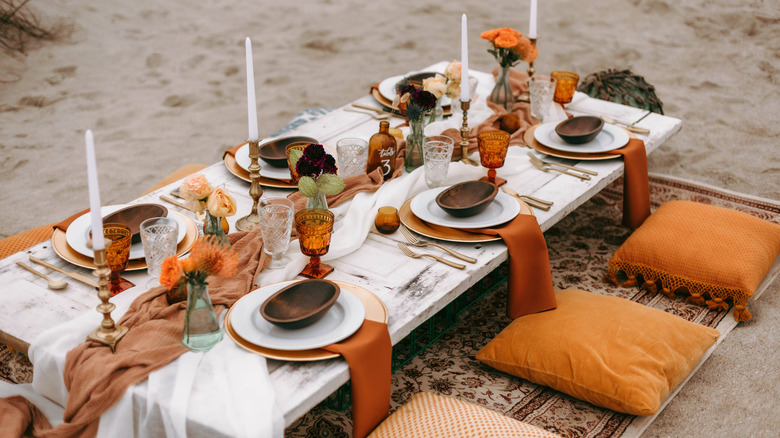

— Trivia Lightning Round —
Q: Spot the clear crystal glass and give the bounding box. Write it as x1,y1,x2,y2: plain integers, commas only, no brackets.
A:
529,75,557,122
422,135,455,188
140,217,179,288
258,198,294,269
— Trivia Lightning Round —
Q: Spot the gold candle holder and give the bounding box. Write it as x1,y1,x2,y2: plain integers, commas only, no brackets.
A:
459,100,478,166
87,238,129,352
236,138,264,231
527,38,537,78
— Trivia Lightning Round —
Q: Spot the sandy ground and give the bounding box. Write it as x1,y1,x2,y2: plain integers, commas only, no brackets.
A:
1,0,779,436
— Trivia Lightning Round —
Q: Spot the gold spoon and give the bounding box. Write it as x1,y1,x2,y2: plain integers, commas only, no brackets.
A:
16,261,68,290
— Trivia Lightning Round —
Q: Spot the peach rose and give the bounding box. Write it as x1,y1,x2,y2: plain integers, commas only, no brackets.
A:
423,74,448,99
494,32,519,49
444,60,461,83
180,174,214,201
206,188,237,217
480,29,501,42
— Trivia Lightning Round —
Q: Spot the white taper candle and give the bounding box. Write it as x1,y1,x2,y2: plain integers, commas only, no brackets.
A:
460,13,470,102
85,129,104,251
245,37,259,141
529,0,538,39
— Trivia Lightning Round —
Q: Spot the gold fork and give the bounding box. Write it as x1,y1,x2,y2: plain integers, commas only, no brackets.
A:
500,187,553,211
400,227,477,263
397,243,465,269
527,153,591,180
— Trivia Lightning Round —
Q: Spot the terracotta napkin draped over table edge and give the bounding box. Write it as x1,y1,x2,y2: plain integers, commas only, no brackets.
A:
1,227,392,438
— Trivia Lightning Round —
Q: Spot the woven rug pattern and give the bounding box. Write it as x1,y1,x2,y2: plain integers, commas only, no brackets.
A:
2,174,779,437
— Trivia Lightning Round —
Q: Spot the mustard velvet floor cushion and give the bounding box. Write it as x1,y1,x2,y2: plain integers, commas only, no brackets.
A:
368,392,561,438
605,200,780,321
476,289,720,416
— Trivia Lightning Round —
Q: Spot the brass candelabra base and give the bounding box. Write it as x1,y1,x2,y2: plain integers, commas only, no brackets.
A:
87,239,128,352
236,138,263,232
527,38,537,78
459,100,478,166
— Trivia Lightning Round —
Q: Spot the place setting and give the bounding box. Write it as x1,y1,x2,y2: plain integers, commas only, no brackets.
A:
223,136,320,188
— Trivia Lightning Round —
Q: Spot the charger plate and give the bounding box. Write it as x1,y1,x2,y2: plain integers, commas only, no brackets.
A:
223,148,297,189
51,209,198,271
399,196,532,243
225,280,388,361
371,86,452,117
524,124,628,160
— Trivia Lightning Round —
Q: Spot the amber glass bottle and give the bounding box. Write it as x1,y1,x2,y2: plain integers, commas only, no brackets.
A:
366,121,397,180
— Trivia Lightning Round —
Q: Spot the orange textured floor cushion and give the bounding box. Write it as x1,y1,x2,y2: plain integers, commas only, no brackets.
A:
368,392,561,438
476,289,719,416
605,200,780,321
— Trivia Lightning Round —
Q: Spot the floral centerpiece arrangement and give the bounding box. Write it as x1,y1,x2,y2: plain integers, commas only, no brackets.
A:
289,143,345,210
180,174,237,244
392,79,438,171
160,235,238,349
480,27,538,111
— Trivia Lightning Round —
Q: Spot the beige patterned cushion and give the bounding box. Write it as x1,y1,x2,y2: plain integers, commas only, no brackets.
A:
369,392,560,438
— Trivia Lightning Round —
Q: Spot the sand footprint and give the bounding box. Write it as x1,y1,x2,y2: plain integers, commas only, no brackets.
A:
163,95,197,108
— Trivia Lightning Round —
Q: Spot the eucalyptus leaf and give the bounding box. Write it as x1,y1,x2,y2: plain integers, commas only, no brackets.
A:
288,148,303,168
298,176,318,197
316,173,345,196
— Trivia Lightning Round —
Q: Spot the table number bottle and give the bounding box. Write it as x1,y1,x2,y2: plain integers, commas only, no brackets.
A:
366,120,397,180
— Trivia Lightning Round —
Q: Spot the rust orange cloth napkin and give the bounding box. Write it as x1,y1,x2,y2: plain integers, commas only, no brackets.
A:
472,214,557,318
321,320,391,438
441,68,537,161
427,214,556,319
222,142,245,160
53,209,89,233
2,228,267,437
612,138,651,228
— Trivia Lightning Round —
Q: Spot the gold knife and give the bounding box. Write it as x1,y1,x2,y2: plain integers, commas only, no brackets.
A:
28,256,98,288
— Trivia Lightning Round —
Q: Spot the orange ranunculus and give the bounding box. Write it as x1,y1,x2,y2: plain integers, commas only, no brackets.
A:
159,256,183,290
206,188,237,217
494,32,519,49
515,38,538,63
188,235,238,278
499,27,523,39
181,257,197,273
480,28,501,42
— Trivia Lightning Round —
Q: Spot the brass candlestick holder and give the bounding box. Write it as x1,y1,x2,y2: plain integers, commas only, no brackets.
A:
87,238,129,352
527,38,537,78
459,100,478,166
236,138,264,231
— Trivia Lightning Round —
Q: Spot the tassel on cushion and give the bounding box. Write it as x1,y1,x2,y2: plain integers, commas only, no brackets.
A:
604,272,619,286
733,304,752,322
686,292,706,306
660,286,675,299
642,280,658,294
622,275,638,288
706,297,729,312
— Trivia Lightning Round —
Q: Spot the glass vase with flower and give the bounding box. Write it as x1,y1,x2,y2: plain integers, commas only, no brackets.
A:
288,143,346,210
480,27,538,113
179,174,237,246
392,78,438,172
159,234,238,351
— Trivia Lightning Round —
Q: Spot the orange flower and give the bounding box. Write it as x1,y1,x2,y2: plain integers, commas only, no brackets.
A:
480,29,501,42
494,32,519,49
159,256,184,290
188,235,238,278
515,38,538,63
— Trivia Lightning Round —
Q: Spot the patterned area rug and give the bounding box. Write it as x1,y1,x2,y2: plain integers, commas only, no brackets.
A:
2,174,779,437
283,174,780,437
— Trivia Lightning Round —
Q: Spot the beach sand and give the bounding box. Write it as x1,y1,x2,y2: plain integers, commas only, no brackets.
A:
1,0,778,435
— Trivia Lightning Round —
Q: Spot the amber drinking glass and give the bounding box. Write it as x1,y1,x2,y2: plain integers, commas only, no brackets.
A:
375,206,400,234
103,223,134,295
477,130,511,185
295,209,335,279
285,142,311,183
551,71,579,105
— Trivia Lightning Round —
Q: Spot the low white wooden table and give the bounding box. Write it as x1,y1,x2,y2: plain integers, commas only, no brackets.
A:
0,62,681,433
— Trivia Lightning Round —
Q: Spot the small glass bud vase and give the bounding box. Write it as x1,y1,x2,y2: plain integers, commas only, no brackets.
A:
488,65,514,113
306,191,328,210
203,210,229,247
182,280,222,351
405,116,426,172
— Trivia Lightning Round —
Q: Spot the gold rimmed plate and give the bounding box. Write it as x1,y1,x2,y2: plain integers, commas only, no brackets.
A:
371,85,452,117
223,146,297,189
399,196,533,243
524,123,634,161
51,209,198,271
225,280,388,361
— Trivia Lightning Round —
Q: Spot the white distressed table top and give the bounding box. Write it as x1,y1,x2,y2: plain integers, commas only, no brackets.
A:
0,62,681,431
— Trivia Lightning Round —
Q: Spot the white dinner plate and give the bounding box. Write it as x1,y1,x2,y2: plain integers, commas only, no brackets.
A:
533,122,630,154
235,140,292,180
410,186,521,229
65,205,188,260
378,73,452,107
230,282,366,351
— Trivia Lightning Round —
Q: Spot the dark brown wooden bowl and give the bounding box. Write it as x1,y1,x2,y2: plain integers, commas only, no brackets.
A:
555,116,604,144
435,181,498,218
259,136,318,168
103,204,167,244
260,279,340,329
